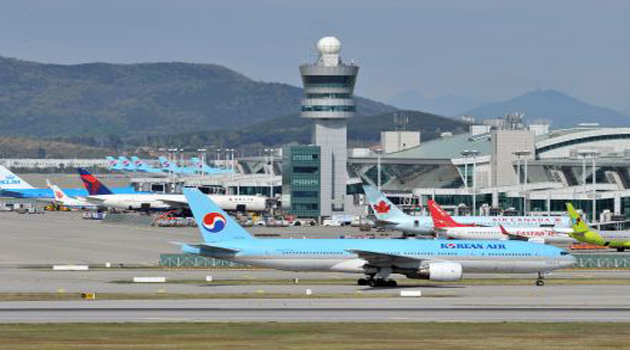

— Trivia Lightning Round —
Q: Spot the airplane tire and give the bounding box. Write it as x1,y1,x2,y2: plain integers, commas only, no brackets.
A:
617,248,626,252
368,279,377,287
357,278,368,286
387,280,397,287
536,280,545,286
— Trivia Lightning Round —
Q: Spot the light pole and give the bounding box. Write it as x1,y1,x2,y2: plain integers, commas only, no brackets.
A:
592,151,599,222
375,148,383,191
513,150,532,215
577,149,599,221
197,148,207,176
461,150,480,215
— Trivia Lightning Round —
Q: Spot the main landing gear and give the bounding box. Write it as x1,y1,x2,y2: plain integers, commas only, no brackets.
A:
357,277,397,287
535,272,546,286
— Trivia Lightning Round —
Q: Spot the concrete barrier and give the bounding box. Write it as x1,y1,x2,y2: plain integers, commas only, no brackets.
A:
400,290,422,297
133,277,166,283
52,265,89,271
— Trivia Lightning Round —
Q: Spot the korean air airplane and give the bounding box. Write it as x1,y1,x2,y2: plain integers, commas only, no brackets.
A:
105,157,124,172
363,185,571,235
118,156,136,172
179,188,575,287
159,156,197,175
131,157,164,174
428,200,574,244
190,157,234,175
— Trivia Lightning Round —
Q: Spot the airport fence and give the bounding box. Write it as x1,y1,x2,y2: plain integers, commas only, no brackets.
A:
159,253,630,269
574,253,630,269
159,254,253,269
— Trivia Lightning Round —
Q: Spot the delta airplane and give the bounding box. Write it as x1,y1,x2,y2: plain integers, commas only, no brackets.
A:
363,185,571,235
428,200,574,243
566,203,630,252
131,156,164,174
178,188,575,287
0,166,137,199
46,180,97,210
78,168,268,212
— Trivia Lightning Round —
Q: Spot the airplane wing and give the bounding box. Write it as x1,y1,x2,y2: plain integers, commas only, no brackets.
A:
158,198,189,209
346,249,425,266
174,242,241,255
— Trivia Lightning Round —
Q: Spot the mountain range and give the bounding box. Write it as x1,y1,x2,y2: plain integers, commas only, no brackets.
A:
144,110,468,152
464,89,630,127
387,90,483,117
0,56,394,140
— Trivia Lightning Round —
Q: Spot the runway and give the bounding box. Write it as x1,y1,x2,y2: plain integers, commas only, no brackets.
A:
1,299,630,322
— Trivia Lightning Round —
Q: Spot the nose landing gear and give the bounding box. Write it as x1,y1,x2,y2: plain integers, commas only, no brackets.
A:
535,272,546,286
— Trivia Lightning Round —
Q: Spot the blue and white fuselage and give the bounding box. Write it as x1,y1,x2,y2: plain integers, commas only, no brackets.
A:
181,189,575,287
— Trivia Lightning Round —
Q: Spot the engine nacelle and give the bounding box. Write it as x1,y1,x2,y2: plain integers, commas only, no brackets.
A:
409,262,463,282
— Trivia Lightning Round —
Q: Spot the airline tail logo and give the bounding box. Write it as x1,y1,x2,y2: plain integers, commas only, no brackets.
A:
202,213,227,233
373,201,391,214
123,160,130,166
109,160,117,166
163,161,170,167
427,200,466,228
0,174,21,186
134,160,142,166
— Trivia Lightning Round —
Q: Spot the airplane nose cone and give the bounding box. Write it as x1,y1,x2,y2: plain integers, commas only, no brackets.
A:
562,255,577,268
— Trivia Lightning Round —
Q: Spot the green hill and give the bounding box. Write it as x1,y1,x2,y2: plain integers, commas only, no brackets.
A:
0,56,394,139
147,110,468,151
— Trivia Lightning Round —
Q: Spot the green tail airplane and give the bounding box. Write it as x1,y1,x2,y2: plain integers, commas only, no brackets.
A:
566,203,630,252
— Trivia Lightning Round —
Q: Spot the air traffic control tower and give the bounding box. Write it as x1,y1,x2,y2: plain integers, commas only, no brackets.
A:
300,37,358,216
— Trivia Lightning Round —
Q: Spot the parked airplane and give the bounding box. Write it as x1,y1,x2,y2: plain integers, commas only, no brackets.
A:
46,180,97,210
428,200,574,243
363,185,571,235
190,157,233,175
106,156,124,172
131,156,164,174
0,166,137,198
118,156,136,172
158,156,197,175
566,203,630,252
177,188,575,287
78,168,268,212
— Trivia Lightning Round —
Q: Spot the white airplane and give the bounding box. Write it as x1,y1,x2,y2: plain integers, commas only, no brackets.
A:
77,168,270,212
177,188,576,287
46,180,98,210
428,200,575,244
363,185,571,235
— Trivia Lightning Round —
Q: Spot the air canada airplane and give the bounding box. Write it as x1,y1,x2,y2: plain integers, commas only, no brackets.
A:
428,200,574,244
178,188,575,287
363,185,571,235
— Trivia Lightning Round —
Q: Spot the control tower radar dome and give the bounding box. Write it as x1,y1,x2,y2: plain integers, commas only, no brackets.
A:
317,36,341,54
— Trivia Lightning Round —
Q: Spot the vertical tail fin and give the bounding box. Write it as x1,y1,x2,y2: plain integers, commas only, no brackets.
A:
77,168,113,195
566,203,591,234
362,185,407,221
159,156,173,170
427,200,467,228
183,188,254,243
47,181,71,202
0,166,35,189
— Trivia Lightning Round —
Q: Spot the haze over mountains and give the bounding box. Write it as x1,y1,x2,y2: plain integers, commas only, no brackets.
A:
464,90,630,127
388,88,630,127
0,56,393,140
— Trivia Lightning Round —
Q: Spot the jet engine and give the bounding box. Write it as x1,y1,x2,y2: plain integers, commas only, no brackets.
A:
406,262,463,281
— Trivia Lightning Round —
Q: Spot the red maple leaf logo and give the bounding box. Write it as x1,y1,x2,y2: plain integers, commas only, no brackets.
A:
373,200,391,214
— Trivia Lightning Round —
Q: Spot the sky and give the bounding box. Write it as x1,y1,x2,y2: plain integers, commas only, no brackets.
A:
1,0,629,110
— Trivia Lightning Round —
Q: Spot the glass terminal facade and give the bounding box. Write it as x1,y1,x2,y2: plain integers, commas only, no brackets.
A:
282,145,321,217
